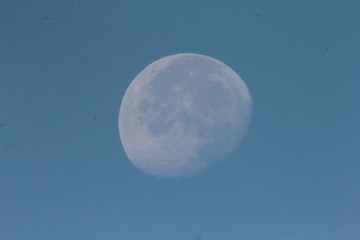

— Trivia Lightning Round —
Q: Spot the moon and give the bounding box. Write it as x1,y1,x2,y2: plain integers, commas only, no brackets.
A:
119,53,252,178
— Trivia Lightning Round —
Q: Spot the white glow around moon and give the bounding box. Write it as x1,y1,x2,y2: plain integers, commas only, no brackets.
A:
119,53,252,178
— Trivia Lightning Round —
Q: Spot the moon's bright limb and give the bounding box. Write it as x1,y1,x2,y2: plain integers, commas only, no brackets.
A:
119,53,252,178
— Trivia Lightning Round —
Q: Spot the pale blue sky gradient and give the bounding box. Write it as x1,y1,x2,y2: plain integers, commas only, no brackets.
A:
1,1,359,239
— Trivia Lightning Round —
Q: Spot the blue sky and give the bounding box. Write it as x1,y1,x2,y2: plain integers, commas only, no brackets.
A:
1,1,359,239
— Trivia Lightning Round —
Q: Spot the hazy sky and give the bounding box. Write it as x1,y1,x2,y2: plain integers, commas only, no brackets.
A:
1,1,359,239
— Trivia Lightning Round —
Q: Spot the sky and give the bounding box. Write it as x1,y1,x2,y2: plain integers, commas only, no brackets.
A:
1,1,359,239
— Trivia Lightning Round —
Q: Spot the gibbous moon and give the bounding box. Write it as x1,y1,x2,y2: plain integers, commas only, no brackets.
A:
119,53,252,178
